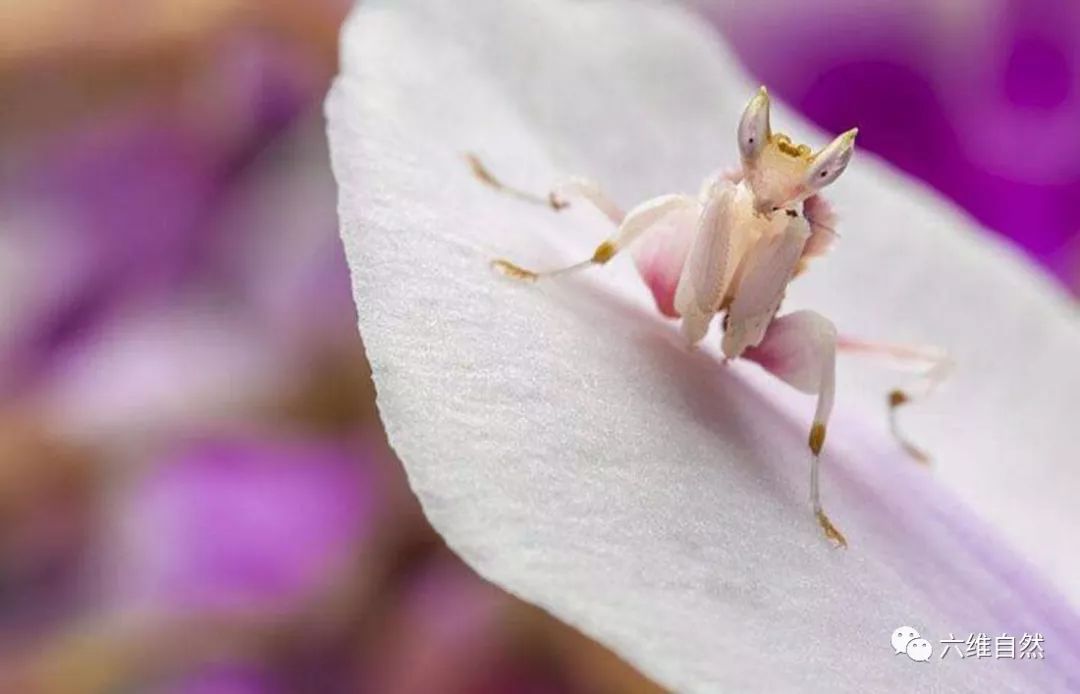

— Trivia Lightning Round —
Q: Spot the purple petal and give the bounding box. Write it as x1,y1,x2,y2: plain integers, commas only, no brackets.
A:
114,437,370,612
703,0,1080,289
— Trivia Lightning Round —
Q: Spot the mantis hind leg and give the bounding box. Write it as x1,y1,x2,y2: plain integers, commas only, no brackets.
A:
467,153,625,281
837,338,952,465
467,154,698,284
743,311,847,547
466,153,623,223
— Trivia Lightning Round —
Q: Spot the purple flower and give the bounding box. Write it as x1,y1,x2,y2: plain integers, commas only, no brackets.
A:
152,663,281,694
703,0,1080,290
0,35,327,396
114,436,370,612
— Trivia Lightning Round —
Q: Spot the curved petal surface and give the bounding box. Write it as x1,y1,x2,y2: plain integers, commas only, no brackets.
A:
327,1,1080,690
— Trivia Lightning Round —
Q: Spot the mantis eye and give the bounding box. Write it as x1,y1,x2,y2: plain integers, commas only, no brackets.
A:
805,128,858,190
738,86,771,164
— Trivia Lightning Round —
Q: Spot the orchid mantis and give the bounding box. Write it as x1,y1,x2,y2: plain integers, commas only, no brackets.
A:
472,87,948,547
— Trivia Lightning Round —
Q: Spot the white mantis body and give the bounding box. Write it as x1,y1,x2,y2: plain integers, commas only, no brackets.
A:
473,87,947,547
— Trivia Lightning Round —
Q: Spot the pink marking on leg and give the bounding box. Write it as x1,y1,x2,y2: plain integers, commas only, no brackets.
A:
631,205,699,318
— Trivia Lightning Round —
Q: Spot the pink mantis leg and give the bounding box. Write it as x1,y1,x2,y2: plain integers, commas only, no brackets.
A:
743,310,846,547
837,337,952,464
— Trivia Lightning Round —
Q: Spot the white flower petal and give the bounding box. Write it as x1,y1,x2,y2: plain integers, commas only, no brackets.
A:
327,1,1080,690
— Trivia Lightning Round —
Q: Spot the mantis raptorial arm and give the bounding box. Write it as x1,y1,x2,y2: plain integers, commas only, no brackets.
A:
721,213,810,360
673,181,737,345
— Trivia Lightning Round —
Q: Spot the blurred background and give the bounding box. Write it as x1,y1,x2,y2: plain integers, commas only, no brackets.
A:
0,1,1076,692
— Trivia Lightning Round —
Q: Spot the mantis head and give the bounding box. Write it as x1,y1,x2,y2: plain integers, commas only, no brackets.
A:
737,86,858,216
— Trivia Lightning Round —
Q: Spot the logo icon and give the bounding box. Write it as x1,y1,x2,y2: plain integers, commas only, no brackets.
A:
906,638,933,662
892,626,920,655
892,626,933,662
